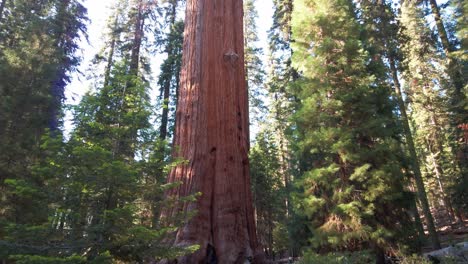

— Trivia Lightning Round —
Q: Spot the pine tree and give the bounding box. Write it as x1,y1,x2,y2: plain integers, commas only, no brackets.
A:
427,0,466,108
244,0,266,128
449,0,468,218
291,0,414,260
249,128,286,259
1,0,196,261
158,0,184,141
399,0,463,246
267,0,297,233
359,0,440,247
0,0,87,234
427,1,467,216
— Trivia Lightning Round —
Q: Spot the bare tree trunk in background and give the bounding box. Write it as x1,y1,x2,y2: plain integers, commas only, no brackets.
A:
161,0,263,263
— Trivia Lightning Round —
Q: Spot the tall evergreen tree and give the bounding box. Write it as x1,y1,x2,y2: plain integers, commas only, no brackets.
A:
291,0,414,261
427,1,467,204
399,0,462,243
158,0,184,141
267,0,296,223
449,0,468,218
427,0,466,106
250,128,286,259
359,0,440,247
244,0,266,128
0,0,87,232
0,0,196,261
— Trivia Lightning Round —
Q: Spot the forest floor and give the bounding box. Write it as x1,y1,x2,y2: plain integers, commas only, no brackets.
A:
420,209,468,263
432,223,468,250
273,214,468,263
422,207,468,252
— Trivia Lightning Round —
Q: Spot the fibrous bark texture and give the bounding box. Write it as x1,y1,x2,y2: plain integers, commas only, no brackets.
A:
162,0,261,263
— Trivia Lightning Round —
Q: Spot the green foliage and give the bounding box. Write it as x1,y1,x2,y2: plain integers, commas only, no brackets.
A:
10,254,87,264
399,0,466,223
272,222,290,253
250,129,288,254
0,61,192,262
299,250,374,264
0,1,194,262
290,0,414,255
0,0,87,237
244,0,267,122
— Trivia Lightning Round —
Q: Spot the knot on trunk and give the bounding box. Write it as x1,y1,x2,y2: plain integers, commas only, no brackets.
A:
223,50,239,66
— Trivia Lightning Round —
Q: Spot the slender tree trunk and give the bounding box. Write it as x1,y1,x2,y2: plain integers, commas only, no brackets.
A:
428,0,465,98
428,149,458,223
104,15,119,88
159,72,172,140
162,0,262,262
427,0,465,112
412,196,426,249
268,210,273,260
427,0,467,180
129,0,144,75
425,100,462,224
119,0,145,158
159,2,177,140
427,0,452,54
389,56,441,249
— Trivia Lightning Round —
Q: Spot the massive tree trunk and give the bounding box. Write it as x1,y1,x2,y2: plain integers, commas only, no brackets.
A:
162,0,262,263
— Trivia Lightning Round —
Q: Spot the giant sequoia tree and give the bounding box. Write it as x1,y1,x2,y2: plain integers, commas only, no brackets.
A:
161,0,261,263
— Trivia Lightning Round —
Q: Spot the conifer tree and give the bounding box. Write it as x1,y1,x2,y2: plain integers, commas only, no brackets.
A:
268,0,296,220
359,0,439,247
291,0,414,261
427,1,467,196
250,128,286,258
0,0,195,261
158,0,184,141
399,0,463,246
0,0,87,233
427,0,466,106
267,0,313,256
244,0,266,127
449,0,468,218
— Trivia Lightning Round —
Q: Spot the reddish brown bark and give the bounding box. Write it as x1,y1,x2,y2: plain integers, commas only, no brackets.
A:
162,0,262,263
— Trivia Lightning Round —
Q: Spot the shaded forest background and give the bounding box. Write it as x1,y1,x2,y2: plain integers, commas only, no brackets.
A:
0,0,466,263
